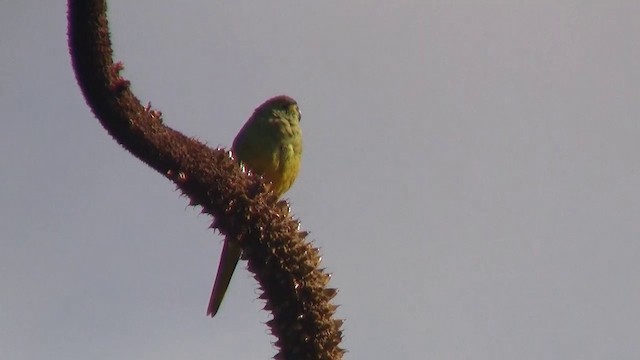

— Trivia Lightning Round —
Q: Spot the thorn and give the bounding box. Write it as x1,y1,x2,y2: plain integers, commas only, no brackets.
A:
323,288,338,300
112,61,125,73
109,62,130,92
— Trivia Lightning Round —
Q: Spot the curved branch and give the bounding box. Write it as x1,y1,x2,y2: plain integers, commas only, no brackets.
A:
67,1,343,359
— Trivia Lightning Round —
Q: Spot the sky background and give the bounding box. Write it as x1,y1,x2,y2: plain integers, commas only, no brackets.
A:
1,1,639,359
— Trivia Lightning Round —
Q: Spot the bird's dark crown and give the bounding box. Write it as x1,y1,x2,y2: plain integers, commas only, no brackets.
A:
259,95,297,109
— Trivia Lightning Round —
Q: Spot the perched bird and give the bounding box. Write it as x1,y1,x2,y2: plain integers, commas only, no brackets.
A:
207,95,303,317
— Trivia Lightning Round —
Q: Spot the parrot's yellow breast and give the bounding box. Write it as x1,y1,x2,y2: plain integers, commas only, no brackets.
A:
232,112,302,197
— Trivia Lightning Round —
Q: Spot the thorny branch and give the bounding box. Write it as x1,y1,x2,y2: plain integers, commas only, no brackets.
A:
67,1,344,359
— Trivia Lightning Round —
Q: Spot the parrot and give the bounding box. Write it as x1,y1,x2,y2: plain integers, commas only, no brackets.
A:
207,95,303,317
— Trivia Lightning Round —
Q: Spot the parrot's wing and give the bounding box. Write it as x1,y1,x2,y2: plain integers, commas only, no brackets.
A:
207,240,242,317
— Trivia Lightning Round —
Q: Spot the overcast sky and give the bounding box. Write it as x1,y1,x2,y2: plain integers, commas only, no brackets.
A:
2,1,639,359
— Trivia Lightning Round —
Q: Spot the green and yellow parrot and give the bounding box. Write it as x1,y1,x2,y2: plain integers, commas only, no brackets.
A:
207,95,303,317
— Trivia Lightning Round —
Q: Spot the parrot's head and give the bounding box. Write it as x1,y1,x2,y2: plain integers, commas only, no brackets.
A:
255,95,301,126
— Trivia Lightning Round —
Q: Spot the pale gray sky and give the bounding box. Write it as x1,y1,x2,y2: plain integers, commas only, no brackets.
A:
2,1,639,359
